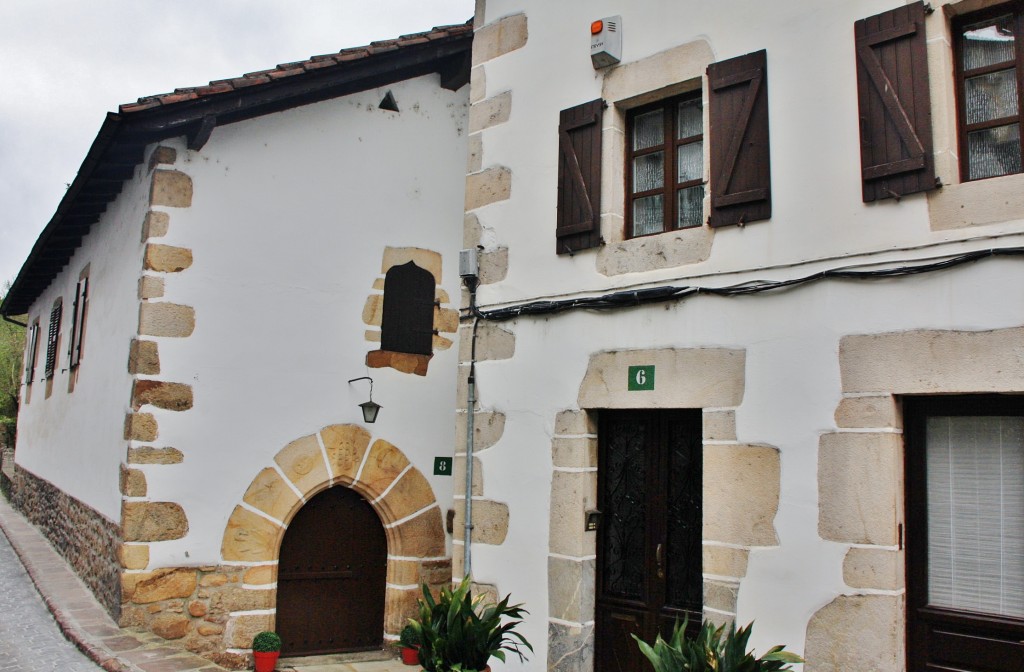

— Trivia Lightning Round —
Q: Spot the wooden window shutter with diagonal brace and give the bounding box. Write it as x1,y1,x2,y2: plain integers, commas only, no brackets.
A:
557,99,604,254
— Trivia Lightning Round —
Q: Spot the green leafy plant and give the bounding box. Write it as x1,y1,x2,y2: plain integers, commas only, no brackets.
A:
400,623,421,648
407,577,532,672
632,618,803,672
252,631,282,653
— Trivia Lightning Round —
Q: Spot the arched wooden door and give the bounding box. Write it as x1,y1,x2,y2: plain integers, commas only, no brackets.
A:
277,486,387,656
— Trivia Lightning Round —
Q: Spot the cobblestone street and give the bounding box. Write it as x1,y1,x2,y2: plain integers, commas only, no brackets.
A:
0,529,101,672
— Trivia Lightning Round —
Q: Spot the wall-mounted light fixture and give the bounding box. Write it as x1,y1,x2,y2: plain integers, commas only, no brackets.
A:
347,376,381,423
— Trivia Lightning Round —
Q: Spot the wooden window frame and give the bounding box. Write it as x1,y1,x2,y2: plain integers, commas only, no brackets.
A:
625,91,705,239
69,272,89,369
24,319,40,385
44,298,62,380
953,2,1024,182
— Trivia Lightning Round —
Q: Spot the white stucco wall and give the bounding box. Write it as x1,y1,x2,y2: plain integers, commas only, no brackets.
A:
467,0,1024,668
15,164,152,521
137,73,468,569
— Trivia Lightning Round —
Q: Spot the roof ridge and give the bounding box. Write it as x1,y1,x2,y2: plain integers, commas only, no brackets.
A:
119,21,472,115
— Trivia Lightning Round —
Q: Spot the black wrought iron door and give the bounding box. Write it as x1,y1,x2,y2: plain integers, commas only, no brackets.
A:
596,410,703,672
276,486,387,656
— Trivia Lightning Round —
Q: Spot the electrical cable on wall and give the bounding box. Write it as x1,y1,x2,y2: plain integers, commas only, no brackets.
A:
463,247,1024,322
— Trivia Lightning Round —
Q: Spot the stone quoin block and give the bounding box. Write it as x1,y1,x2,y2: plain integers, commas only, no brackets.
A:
834,395,901,429
141,211,170,240
127,446,183,464
243,565,277,585
548,621,595,672
702,545,750,579
148,146,177,171
451,499,509,545
703,580,740,613
144,244,193,273
843,547,905,591
150,169,193,207
464,212,482,248
384,586,422,634
138,275,165,299
458,322,515,362
473,13,528,64
818,432,901,545
120,466,147,497
465,166,512,210
468,133,483,174
703,443,780,546
122,502,188,542
555,410,597,436
124,412,158,442
138,302,195,338
455,410,506,453
479,247,509,285
469,91,512,133
470,65,485,104
132,380,193,411
804,594,904,671
118,544,150,570
362,294,383,326
552,437,598,469
702,410,737,441
549,471,598,557
128,339,160,374
453,456,484,496
548,556,595,623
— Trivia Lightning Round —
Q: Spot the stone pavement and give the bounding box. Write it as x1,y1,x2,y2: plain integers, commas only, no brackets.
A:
0,496,409,672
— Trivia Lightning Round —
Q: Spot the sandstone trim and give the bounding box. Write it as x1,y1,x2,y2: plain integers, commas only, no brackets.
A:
473,13,528,65
218,423,449,659
465,166,512,211
150,170,193,207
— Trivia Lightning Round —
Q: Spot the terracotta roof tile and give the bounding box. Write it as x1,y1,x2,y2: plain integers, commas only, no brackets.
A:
116,21,472,115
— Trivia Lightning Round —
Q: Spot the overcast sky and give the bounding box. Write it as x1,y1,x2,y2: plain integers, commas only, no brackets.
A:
0,0,474,293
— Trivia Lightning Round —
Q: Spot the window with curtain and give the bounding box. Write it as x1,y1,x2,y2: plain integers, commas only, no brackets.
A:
626,92,705,238
955,6,1024,181
926,415,1024,617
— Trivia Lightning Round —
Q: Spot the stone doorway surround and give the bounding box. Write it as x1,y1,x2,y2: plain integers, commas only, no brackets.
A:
547,347,783,672
806,326,1024,671
191,424,446,666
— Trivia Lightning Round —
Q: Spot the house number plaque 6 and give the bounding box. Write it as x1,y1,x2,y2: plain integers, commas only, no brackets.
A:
627,365,655,391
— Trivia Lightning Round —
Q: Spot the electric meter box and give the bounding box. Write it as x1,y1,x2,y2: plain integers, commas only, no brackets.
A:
590,16,622,69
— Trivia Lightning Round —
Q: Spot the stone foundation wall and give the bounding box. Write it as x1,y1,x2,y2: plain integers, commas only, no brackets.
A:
120,565,266,670
12,465,122,618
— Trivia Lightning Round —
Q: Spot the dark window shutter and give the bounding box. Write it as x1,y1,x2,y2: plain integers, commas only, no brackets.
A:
556,99,604,254
44,300,62,379
381,262,435,356
855,2,935,202
708,50,772,228
25,321,39,384
69,277,88,368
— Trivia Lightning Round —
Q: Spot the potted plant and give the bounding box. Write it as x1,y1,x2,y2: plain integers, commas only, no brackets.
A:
251,631,282,672
406,577,532,672
633,618,803,672
400,623,421,665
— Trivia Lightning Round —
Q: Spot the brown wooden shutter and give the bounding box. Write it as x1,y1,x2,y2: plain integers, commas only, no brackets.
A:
69,277,88,367
44,300,62,379
557,99,604,254
855,2,935,202
708,49,771,228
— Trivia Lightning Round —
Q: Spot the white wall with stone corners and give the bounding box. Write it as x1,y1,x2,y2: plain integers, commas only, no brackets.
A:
15,160,152,521
140,73,468,569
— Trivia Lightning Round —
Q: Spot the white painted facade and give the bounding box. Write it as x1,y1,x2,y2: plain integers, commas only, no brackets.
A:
464,0,1024,669
134,74,468,569
15,165,152,521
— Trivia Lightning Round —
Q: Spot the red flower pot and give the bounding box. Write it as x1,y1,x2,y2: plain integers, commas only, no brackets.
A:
253,650,279,672
400,646,420,665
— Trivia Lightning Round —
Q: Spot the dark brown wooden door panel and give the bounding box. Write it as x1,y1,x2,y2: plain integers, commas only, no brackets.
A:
905,396,1024,672
596,410,702,672
277,486,387,656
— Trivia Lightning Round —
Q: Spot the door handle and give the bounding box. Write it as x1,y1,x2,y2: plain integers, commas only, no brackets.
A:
656,543,664,579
